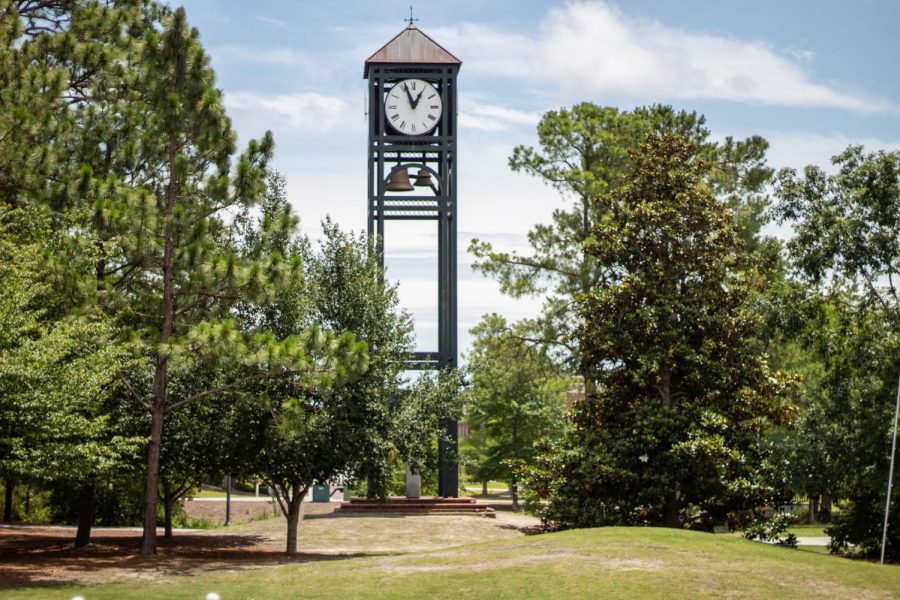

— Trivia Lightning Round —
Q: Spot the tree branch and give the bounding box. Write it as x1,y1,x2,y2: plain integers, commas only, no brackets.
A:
164,369,297,414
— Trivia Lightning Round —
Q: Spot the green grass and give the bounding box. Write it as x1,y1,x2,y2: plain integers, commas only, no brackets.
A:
170,514,219,529
190,488,257,499
5,527,900,599
459,481,511,496
787,524,829,537
799,545,832,555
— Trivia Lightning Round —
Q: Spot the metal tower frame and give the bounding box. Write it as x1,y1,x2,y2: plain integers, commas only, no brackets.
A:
366,59,459,497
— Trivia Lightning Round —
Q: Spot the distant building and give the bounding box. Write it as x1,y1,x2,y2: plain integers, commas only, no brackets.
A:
566,375,586,408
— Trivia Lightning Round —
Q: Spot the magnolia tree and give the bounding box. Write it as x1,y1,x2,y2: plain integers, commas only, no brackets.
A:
469,103,772,375
522,135,796,530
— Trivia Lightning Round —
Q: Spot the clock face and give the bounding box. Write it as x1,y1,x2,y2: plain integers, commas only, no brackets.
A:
384,78,442,136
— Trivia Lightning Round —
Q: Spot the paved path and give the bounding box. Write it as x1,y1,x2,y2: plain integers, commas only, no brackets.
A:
185,497,345,503
795,536,831,546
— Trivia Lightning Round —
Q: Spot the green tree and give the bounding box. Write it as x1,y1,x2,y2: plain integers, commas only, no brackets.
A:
1,2,364,553
156,371,235,539
389,369,466,497
525,134,795,530
774,145,900,557
238,178,411,553
0,0,161,209
469,103,772,372
63,9,369,554
0,205,142,544
775,146,900,321
464,314,567,508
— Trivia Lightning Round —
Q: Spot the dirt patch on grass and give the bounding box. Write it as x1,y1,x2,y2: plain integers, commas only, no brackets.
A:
0,510,540,589
778,573,887,600
181,498,279,525
0,524,358,588
180,497,339,525
375,549,662,574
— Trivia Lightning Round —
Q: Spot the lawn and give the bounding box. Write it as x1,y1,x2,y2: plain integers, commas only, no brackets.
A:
3,525,899,599
787,523,829,537
189,485,259,499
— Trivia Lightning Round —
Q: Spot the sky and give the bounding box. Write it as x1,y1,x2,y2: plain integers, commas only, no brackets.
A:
177,0,900,361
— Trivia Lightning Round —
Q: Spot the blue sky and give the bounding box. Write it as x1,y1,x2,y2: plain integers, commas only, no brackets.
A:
177,0,900,360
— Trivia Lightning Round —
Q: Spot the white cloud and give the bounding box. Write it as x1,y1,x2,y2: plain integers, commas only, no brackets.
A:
211,44,311,67
789,48,816,61
224,91,361,133
433,1,896,113
255,15,289,30
460,101,541,132
764,131,900,171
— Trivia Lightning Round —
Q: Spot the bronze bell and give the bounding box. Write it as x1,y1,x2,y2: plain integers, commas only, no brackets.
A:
413,168,434,187
386,168,414,192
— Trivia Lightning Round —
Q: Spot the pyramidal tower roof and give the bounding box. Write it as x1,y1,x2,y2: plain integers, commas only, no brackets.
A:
364,25,461,77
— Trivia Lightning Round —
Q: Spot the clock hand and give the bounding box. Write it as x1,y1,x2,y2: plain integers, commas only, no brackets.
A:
402,83,416,108
412,89,425,109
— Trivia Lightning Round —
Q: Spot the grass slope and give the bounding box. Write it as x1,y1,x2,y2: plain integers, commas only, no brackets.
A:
4,527,899,599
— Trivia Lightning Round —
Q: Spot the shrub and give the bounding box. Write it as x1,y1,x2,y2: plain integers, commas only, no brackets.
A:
744,513,798,547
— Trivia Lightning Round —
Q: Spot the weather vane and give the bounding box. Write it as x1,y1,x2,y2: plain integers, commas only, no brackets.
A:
405,6,419,26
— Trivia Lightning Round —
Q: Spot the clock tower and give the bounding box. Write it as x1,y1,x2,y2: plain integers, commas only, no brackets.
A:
365,24,461,497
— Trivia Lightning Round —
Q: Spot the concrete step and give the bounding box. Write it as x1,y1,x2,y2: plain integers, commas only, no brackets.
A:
340,501,480,507
338,508,495,517
336,495,495,517
339,504,492,511
344,496,477,504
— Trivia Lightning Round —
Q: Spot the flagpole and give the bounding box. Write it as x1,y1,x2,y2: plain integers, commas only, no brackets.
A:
881,369,900,564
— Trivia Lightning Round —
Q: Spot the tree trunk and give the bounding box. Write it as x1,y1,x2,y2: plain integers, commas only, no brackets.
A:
510,417,519,510
3,477,13,522
140,400,165,555
482,480,488,496
366,472,379,500
224,474,231,526
285,481,307,555
162,480,174,539
74,479,95,548
821,492,833,521
808,496,819,524
663,487,680,528
140,70,179,556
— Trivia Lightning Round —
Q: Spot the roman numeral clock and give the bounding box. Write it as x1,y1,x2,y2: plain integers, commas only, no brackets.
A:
365,24,461,497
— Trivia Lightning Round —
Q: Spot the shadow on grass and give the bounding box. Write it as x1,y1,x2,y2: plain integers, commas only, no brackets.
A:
497,522,546,536
0,525,372,590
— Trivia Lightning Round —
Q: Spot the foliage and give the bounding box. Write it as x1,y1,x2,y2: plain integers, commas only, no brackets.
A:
469,103,773,371
525,134,796,530
1,1,369,553
463,314,567,506
743,513,799,547
798,293,899,556
775,146,900,306
48,472,145,527
0,205,142,492
774,146,900,558
389,369,466,482
238,179,412,553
